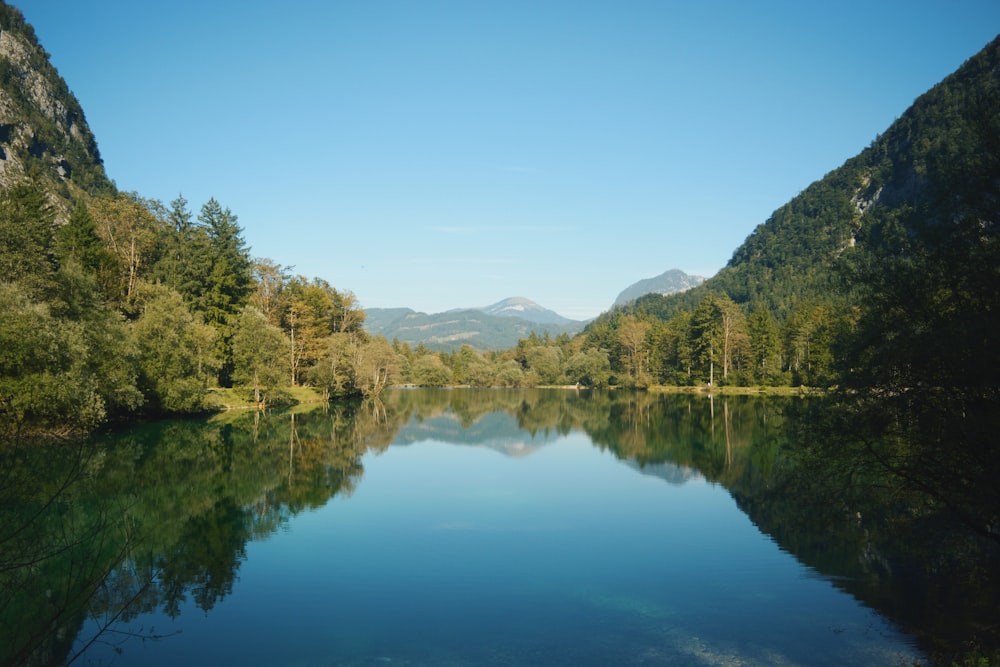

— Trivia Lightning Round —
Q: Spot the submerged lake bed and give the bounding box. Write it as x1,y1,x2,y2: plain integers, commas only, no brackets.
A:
3,389,995,666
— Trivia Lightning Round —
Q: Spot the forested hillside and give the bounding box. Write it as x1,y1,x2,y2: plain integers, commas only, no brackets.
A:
566,34,1000,390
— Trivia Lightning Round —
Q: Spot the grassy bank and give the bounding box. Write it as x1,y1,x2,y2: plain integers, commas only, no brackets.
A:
205,386,328,411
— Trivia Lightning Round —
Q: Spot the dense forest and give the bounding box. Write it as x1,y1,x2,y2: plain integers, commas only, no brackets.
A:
0,183,382,435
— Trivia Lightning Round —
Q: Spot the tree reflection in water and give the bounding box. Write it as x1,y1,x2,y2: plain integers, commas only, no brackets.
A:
1,388,997,664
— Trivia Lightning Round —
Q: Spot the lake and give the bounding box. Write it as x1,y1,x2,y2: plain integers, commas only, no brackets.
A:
2,388,982,665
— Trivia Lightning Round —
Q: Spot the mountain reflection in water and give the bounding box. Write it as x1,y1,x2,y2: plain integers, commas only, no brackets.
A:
1,388,996,665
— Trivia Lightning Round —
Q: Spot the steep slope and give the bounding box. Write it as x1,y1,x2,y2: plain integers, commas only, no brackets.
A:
606,34,1000,325
0,3,113,218
613,269,705,307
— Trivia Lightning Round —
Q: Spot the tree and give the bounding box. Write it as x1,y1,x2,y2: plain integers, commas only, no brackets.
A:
151,194,200,297
310,333,358,399
55,202,116,292
89,192,161,303
51,259,144,417
284,277,367,386
493,359,525,387
524,346,564,386
131,283,211,414
195,198,253,327
0,282,107,436
716,296,747,382
690,294,746,385
410,354,453,387
353,337,402,398
0,183,58,297
783,301,837,386
565,349,611,387
464,354,497,387
249,257,291,327
286,279,337,385
618,316,651,385
231,306,290,406
746,307,784,384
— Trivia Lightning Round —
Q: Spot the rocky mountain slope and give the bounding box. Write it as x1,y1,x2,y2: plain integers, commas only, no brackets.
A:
0,4,113,219
613,269,705,307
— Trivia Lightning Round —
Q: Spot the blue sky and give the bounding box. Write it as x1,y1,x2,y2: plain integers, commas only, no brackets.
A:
12,1,1000,319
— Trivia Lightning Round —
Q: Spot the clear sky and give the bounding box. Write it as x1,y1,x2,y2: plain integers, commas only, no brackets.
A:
11,1,1000,320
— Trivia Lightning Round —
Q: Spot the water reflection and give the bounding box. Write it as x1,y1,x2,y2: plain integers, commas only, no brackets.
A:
1,389,996,664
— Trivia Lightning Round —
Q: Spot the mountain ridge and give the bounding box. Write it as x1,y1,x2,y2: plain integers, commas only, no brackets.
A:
476,296,578,326
613,269,705,307
364,296,586,351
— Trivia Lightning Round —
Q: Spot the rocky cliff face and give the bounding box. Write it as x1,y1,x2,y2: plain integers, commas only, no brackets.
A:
0,4,112,218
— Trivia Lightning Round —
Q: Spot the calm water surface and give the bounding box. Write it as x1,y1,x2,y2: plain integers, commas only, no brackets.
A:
3,390,926,666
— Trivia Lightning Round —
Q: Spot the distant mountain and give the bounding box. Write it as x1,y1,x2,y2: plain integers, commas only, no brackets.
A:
364,298,585,351
479,297,577,326
613,269,705,307
363,307,416,335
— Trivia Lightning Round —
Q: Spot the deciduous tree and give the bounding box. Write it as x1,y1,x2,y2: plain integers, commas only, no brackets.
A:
232,306,290,405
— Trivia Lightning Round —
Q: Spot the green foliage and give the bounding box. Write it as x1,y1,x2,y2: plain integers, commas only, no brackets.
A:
564,349,611,387
352,336,403,397
0,183,58,296
309,332,360,399
524,345,564,385
0,282,106,435
88,192,162,304
231,306,290,405
408,354,454,387
130,283,214,415
194,198,253,328
55,201,116,293
51,259,143,416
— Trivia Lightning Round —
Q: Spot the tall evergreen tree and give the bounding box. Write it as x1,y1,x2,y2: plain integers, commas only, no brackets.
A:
196,198,253,327
0,183,58,297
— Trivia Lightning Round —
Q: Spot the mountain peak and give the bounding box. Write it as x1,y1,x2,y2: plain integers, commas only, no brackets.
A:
613,269,705,307
480,297,577,326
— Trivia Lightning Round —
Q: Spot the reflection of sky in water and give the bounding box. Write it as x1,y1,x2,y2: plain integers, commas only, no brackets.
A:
90,435,922,667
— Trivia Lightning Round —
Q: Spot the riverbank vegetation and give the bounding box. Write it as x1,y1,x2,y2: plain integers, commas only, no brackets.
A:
0,186,390,437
